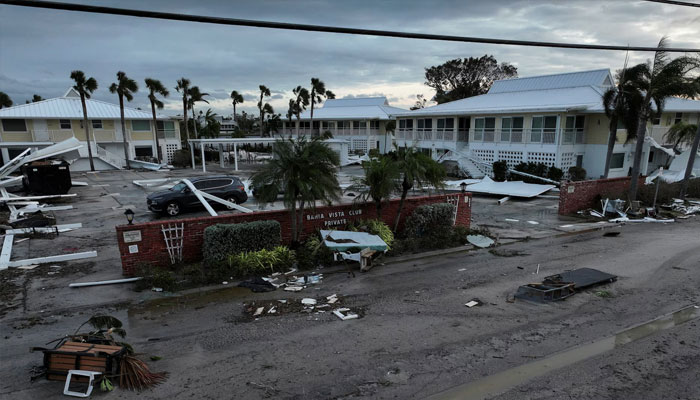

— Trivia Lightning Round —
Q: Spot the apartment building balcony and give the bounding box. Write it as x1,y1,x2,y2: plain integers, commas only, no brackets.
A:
471,128,585,146
7,129,178,144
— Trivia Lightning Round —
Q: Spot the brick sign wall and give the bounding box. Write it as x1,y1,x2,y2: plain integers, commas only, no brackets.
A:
117,193,472,275
558,177,644,215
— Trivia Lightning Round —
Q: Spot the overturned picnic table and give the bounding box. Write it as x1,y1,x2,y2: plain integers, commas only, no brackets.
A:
320,230,388,272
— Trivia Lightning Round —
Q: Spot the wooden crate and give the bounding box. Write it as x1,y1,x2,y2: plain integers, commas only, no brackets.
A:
41,341,125,381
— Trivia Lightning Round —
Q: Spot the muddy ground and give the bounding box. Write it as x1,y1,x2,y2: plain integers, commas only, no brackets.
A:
1,216,698,399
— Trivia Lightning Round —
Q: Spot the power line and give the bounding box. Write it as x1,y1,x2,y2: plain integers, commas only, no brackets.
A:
641,0,700,8
1,0,698,53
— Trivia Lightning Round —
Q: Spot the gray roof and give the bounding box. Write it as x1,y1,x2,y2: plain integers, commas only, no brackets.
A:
297,97,405,120
0,89,169,120
489,69,613,94
323,97,389,107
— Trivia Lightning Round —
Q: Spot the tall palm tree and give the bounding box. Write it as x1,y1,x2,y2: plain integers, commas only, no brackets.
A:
109,71,138,170
666,120,700,199
292,85,310,135
601,65,645,178
187,86,209,138
199,109,220,139
175,78,190,144
258,85,271,136
392,146,446,232
261,103,275,137
627,38,700,201
70,70,98,171
286,99,297,136
251,136,341,243
144,78,169,162
230,90,244,122
352,155,400,218
0,91,12,108
265,112,282,137
309,78,335,137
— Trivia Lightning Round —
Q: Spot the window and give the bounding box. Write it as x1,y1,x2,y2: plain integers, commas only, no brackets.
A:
652,115,661,125
674,112,683,125
648,151,654,163
531,116,557,143
501,117,523,142
437,118,454,130
59,119,72,130
337,121,350,129
322,121,336,130
369,121,379,129
399,119,413,129
564,115,585,144
92,120,103,129
157,121,175,131
312,121,320,130
458,117,470,130
131,120,150,131
417,119,432,130
353,121,366,129
134,147,153,157
610,153,625,169
1,119,27,132
474,117,495,141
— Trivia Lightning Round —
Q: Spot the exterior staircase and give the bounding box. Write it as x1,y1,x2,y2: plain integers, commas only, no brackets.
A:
439,149,491,179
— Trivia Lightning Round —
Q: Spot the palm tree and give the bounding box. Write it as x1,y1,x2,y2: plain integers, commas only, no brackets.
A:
309,78,335,137
260,103,275,137
384,120,396,154
199,109,221,139
251,136,341,243
109,71,138,170
258,85,271,136
175,78,190,144
601,65,645,178
0,91,12,108
627,38,700,201
392,146,446,232
265,112,281,137
230,90,244,123
286,99,297,136
144,78,169,162
292,86,310,135
187,86,209,138
352,155,400,218
666,120,700,199
70,70,98,171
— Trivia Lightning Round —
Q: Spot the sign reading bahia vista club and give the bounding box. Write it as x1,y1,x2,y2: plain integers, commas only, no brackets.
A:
305,209,364,227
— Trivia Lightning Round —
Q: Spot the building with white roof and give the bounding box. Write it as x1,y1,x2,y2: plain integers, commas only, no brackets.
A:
0,88,182,170
281,97,406,154
394,69,700,179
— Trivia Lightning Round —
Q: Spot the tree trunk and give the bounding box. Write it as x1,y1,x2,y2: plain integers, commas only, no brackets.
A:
80,94,95,172
393,187,409,233
151,99,162,163
297,199,305,242
296,115,300,137
182,96,189,145
602,116,618,179
233,103,236,124
628,112,649,202
191,107,198,138
310,98,315,137
290,199,297,243
119,95,131,170
375,200,382,219
679,123,700,200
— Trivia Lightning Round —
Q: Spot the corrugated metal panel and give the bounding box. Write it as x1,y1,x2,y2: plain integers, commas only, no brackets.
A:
0,96,167,119
489,69,611,94
323,97,388,107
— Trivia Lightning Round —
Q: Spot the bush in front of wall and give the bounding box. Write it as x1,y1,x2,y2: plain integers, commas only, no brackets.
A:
346,219,394,249
202,220,281,266
547,166,563,182
492,160,508,182
296,233,335,270
171,149,199,168
568,166,587,181
403,203,455,239
226,246,295,276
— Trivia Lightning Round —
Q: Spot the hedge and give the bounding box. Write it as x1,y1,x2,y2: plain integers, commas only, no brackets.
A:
403,203,455,238
203,220,281,265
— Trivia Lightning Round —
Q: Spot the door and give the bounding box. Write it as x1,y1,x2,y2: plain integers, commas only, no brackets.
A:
576,155,583,168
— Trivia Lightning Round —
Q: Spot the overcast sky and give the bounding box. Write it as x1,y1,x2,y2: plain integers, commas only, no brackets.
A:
1,0,699,117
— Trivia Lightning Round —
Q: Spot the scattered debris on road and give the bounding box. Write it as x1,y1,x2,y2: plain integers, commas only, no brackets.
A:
514,268,617,303
467,234,495,248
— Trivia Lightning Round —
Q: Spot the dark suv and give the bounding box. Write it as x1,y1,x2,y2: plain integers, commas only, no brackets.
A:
147,175,248,216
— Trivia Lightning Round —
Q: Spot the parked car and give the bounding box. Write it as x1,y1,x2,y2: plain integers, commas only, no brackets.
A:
147,175,247,216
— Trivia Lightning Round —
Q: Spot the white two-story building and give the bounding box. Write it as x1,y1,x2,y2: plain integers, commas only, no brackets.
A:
394,69,700,179
0,88,182,170
281,97,406,154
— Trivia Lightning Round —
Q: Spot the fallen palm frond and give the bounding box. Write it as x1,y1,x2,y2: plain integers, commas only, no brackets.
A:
119,355,168,391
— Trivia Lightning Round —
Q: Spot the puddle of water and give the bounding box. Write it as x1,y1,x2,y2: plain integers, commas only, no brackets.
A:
428,305,699,400
128,286,250,318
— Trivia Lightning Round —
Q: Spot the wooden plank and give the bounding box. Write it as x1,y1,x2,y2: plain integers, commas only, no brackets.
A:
0,234,12,270
8,251,97,268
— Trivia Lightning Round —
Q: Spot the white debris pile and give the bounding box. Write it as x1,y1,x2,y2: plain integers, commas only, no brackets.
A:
662,199,700,216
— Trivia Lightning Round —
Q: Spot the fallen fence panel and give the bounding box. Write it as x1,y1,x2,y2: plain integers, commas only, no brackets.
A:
8,251,97,268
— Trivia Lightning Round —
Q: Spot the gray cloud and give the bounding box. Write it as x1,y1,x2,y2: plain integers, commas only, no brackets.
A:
1,0,698,115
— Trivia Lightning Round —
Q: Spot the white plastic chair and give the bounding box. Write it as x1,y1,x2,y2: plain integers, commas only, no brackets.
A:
63,370,102,398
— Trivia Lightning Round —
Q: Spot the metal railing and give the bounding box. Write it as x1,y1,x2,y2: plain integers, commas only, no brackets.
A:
96,145,126,169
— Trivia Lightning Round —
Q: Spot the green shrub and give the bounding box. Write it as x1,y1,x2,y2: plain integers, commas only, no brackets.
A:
452,225,471,245
547,166,563,182
347,219,394,249
403,203,455,239
134,264,178,292
568,166,587,181
202,220,281,265
492,161,508,182
512,162,558,184
296,233,334,270
171,149,199,168
226,246,295,276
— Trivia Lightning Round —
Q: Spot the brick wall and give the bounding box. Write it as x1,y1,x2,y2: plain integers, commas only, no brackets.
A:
117,193,472,275
558,177,643,215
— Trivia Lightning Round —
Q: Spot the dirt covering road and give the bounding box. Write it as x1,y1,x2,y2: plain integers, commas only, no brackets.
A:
1,216,698,399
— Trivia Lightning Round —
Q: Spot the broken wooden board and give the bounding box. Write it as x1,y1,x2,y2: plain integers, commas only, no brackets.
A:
0,234,13,270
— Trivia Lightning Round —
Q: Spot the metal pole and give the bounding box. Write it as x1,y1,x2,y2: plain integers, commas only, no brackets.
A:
219,144,224,168
201,144,206,172
190,141,195,169
234,143,238,171
652,167,663,209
